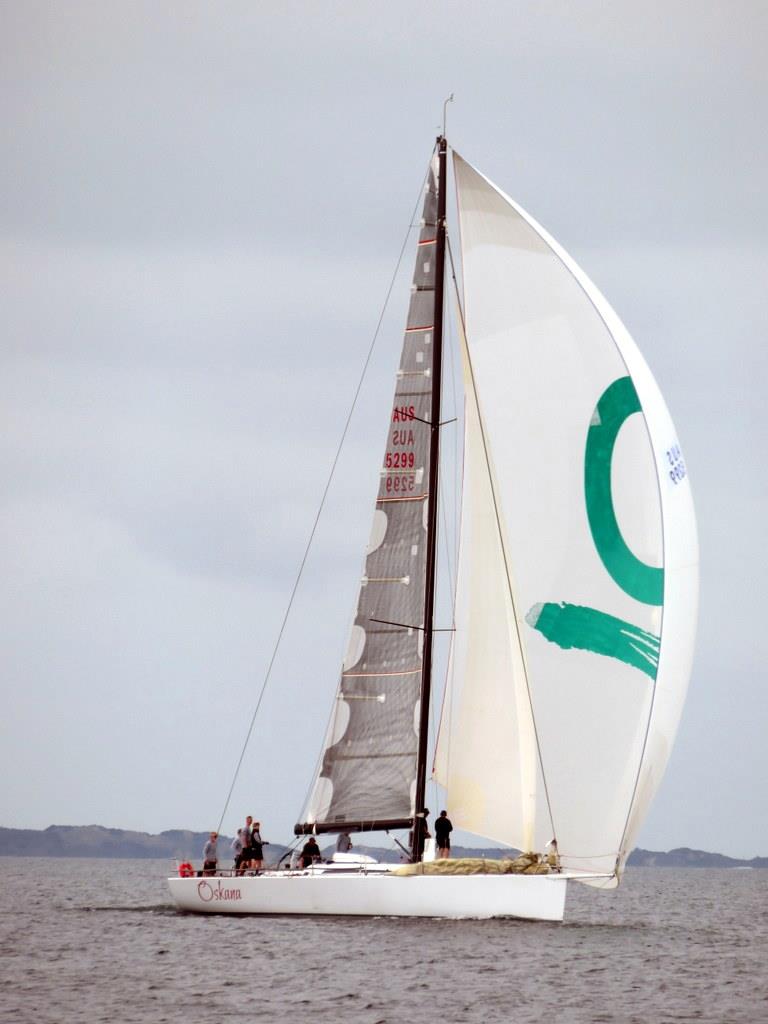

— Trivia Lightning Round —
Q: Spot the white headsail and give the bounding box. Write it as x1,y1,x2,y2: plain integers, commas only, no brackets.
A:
433,303,541,854
434,153,698,882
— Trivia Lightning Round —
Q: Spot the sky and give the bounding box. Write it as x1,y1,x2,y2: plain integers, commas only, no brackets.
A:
1,2,766,859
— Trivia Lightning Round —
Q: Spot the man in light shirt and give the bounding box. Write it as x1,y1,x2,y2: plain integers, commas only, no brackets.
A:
202,831,218,875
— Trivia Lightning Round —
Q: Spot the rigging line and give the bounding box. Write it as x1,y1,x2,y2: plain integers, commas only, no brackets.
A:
427,474,442,810
444,245,461,585
446,234,559,844
438,477,455,610
442,236,460,610
216,153,437,835
427,351,460,760
427,443,455,814
434,262,465,793
275,834,304,867
430,471,457,789
440,265,465,791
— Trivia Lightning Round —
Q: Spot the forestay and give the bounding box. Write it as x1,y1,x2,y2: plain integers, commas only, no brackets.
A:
299,157,441,832
434,153,698,881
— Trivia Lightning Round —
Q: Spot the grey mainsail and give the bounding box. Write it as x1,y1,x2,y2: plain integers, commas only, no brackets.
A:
297,157,439,833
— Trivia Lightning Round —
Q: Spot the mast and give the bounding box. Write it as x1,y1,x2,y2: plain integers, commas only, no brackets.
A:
411,134,448,862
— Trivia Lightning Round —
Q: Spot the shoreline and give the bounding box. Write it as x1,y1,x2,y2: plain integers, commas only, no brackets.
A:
1,825,765,868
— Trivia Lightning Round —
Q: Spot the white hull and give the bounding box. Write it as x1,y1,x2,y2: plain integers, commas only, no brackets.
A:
168,870,569,921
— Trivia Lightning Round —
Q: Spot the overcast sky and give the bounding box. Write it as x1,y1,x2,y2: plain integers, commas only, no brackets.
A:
1,2,766,858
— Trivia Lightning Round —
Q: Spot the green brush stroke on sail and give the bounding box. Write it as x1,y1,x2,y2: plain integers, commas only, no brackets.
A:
584,376,664,606
526,601,660,680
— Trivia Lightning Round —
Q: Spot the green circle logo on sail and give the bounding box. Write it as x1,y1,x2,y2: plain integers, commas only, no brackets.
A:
584,376,663,606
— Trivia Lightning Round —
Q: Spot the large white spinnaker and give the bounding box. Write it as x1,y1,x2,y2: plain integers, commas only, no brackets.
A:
438,153,698,882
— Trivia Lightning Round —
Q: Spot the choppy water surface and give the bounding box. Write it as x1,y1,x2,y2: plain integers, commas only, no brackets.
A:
1,858,766,1023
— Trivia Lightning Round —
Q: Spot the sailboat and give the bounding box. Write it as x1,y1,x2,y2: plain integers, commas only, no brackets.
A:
168,133,698,921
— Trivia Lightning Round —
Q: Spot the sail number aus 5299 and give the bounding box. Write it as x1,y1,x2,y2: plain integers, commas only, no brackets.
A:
385,474,416,494
385,451,415,469
386,407,419,491
391,429,416,446
392,405,416,422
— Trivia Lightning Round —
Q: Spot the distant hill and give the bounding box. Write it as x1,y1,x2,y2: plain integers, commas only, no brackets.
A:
628,846,768,869
0,825,288,863
356,844,768,868
0,826,765,868
0,825,219,860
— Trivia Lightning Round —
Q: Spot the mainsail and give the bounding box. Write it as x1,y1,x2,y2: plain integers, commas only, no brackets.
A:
434,153,698,881
298,157,441,833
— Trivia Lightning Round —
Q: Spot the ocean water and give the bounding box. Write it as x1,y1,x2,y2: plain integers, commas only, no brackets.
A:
0,858,766,1023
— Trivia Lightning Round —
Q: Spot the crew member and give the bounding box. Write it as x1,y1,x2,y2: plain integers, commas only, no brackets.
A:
435,810,453,859
336,832,352,853
202,831,219,875
300,836,321,869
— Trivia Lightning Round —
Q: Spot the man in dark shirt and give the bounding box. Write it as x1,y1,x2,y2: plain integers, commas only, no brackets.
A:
300,837,322,869
241,815,254,869
435,810,453,859
250,821,267,872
